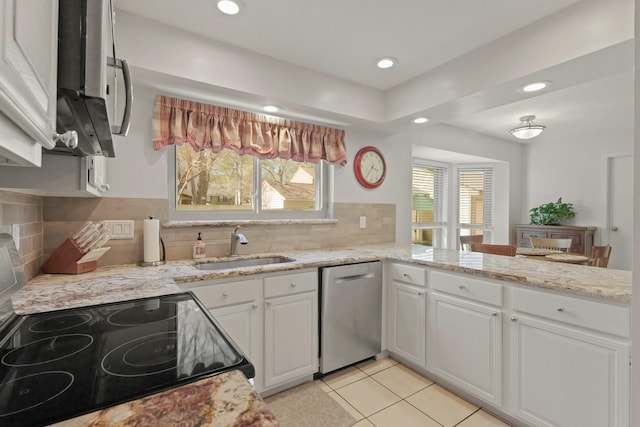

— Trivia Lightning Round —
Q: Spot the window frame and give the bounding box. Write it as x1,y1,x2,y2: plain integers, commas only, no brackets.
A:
411,159,450,248
168,145,331,221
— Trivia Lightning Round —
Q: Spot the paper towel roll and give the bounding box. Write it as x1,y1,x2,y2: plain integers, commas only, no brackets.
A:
143,218,160,263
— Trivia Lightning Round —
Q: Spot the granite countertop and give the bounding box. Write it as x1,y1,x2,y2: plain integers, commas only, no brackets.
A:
51,370,278,427
18,244,631,315
12,243,631,426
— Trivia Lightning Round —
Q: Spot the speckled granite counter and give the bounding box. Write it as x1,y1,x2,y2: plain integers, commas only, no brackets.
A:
51,370,277,427
17,244,631,315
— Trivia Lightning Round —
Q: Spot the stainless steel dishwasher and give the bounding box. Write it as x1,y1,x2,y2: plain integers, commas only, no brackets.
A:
319,261,382,374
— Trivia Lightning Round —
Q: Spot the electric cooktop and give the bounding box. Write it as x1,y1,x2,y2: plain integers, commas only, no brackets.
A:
0,235,254,426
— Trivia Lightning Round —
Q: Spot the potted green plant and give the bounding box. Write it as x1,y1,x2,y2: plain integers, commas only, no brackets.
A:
529,197,576,225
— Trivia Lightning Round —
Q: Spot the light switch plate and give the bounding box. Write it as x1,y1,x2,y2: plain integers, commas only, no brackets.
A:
104,220,135,239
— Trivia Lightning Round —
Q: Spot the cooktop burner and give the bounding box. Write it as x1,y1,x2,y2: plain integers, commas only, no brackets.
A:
2,334,94,367
0,371,75,417
0,292,254,427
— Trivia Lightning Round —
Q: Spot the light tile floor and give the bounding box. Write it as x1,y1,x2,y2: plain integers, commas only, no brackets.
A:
317,358,512,427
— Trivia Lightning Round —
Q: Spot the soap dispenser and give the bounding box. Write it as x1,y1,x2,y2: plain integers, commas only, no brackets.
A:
193,232,206,259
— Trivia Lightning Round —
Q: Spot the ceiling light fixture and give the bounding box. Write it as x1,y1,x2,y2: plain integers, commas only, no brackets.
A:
510,115,546,139
261,104,281,113
412,117,429,124
375,57,397,69
519,81,552,93
217,0,242,15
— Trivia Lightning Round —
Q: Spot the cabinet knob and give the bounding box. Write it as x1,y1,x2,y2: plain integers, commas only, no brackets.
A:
252,304,258,310
222,292,229,299
403,273,409,277
458,285,466,290
290,283,297,288
556,307,565,312
266,301,272,307
491,312,498,317
51,130,78,149
417,291,424,296
510,317,518,322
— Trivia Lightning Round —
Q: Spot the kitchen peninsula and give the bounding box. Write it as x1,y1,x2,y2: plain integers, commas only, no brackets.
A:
14,244,631,427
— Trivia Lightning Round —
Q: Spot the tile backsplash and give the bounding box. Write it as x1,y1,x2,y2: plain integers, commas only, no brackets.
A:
0,191,43,280
41,197,396,267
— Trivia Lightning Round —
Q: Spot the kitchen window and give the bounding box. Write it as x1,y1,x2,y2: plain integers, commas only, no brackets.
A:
412,160,448,247
457,166,494,244
171,144,329,220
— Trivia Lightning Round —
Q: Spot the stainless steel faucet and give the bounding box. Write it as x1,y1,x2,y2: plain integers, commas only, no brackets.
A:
230,226,248,256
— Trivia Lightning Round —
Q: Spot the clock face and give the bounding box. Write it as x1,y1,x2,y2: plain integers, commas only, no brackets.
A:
354,146,386,188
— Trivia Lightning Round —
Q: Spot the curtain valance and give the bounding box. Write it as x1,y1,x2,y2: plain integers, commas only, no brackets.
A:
152,95,347,165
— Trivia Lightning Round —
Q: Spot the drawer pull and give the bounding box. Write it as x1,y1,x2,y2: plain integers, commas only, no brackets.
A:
222,292,229,299
252,304,258,310
556,307,565,312
266,301,272,307
458,285,466,290
491,312,498,317
290,283,297,288
403,273,410,277
417,291,424,296
510,317,518,322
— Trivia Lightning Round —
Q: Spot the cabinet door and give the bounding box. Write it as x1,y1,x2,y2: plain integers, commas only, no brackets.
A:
0,0,57,165
264,291,318,388
212,302,263,392
511,315,629,427
389,282,426,367
547,229,584,254
517,228,547,248
431,293,502,405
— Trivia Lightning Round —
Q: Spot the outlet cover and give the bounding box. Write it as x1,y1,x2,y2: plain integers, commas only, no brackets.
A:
104,220,135,239
359,216,367,229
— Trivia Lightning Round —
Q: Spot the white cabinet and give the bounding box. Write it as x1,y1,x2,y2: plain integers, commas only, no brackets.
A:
0,0,58,166
510,287,630,427
183,269,318,394
431,293,502,405
388,263,426,368
264,271,318,389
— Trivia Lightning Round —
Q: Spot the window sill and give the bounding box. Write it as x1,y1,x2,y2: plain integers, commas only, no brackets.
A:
162,219,338,228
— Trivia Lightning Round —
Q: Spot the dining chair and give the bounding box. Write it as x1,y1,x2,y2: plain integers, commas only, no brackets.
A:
470,243,517,257
459,234,483,251
590,245,612,268
529,237,573,252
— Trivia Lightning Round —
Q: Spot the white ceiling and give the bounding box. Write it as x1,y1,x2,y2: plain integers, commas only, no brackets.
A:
113,0,633,143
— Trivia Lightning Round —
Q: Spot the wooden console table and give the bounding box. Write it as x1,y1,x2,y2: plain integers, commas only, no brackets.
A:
515,225,596,256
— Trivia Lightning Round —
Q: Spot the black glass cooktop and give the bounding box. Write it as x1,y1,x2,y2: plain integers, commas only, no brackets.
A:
0,292,254,427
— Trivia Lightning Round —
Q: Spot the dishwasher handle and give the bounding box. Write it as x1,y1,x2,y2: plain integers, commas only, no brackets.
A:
335,273,375,284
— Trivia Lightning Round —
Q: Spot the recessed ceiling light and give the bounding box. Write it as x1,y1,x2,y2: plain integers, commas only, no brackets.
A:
217,0,242,15
519,81,552,93
375,57,397,69
261,104,281,113
412,117,429,124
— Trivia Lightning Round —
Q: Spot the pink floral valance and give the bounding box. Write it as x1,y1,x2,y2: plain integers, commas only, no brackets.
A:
152,95,347,165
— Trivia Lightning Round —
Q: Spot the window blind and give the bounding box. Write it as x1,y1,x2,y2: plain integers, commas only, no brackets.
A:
457,167,493,228
412,163,448,224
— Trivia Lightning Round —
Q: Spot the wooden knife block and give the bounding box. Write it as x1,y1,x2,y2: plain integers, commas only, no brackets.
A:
41,238,97,274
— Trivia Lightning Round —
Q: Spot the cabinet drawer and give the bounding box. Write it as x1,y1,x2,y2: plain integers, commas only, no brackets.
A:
512,287,630,337
431,271,502,306
265,271,317,298
390,263,426,287
190,279,261,308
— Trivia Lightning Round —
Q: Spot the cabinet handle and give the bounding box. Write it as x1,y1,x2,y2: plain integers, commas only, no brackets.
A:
556,307,565,312
510,317,518,322
458,285,466,290
266,301,272,307
417,291,424,296
252,304,258,310
52,130,78,149
403,273,410,277
290,283,297,288
222,292,229,299
491,312,498,317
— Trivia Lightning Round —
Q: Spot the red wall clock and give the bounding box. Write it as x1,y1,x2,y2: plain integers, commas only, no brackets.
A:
353,146,386,189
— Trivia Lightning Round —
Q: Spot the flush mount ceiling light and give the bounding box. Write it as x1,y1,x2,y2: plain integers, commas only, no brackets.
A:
375,57,397,69
510,115,546,139
518,81,552,93
261,104,281,113
412,117,429,124
217,0,243,15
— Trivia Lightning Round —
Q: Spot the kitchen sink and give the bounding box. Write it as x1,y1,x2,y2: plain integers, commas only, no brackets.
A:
195,256,295,271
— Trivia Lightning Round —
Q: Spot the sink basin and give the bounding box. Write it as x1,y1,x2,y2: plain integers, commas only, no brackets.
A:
195,256,295,271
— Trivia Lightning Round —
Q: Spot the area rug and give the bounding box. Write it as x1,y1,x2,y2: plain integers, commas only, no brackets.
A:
264,381,356,427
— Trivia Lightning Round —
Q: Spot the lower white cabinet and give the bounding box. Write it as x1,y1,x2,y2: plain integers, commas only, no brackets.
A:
184,269,318,394
510,314,629,427
431,293,502,406
264,291,318,388
389,281,426,367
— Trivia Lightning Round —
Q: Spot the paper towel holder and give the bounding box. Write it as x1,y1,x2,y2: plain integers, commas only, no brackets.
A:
138,217,167,267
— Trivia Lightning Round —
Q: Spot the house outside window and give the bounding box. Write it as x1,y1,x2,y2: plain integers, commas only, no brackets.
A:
171,144,327,220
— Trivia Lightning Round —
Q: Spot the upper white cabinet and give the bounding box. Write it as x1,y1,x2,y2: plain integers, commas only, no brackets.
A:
0,0,58,166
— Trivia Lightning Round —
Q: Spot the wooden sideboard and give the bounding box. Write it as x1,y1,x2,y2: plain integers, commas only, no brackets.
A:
516,225,596,256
